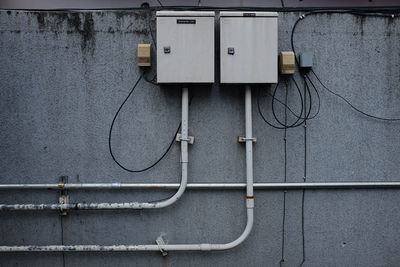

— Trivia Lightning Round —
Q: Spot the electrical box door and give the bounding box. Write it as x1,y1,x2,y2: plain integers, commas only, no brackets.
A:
220,12,278,83
156,11,215,83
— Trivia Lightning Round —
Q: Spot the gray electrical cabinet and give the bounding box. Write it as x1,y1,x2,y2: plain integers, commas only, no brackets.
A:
220,12,278,83
156,11,215,83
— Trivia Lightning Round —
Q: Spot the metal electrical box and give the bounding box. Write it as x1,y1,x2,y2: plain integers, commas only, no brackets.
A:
156,11,215,83
220,12,278,83
299,52,313,69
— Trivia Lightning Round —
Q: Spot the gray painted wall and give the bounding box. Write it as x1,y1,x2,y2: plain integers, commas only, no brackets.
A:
0,10,399,267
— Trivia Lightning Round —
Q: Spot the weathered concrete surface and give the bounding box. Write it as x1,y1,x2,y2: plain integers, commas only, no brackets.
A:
0,10,400,266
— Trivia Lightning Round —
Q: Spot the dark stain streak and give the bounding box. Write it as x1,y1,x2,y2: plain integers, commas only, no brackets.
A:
385,17,394,37
386,16,395,25
81,13,95,53
108,27,115,34
67,13,81,32
95,11,106,17
35,12,46,29
2,30,21,34
356,16,366,36
115,11,148,21
6,11,11,15
31,12,96,55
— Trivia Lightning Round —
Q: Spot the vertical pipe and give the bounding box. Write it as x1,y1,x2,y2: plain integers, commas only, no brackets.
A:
244,85,254,240
211,85,255,250
181,87,189,164
245,85,254,199
0,86,256,252
0,88,190,211
152,86,189,208
201,85,255,251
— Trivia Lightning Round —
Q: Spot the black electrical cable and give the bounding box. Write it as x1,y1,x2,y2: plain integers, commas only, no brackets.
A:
280,83,289,267
257,78,307,130
60,216,66,267
156,0,164,7
9,6,400,13
304,74,321,120
299,74,308,267
108,71,182,173
311,69,400,121
271,78,305,128
269,75,312,129
287,10,400,267
272,76,312,128
291,10,400,122
143,72,158,85
299,187,306,267
291,9,399,58
108,9,177,174
271,81,290,128
257,82,288,130
264,90,301,119
263,78,319,123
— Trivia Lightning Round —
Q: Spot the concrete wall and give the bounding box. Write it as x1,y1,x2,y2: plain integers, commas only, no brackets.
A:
0,10,399,267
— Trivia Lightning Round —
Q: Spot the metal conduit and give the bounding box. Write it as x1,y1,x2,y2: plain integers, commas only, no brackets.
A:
0,85,256,252
1,87,399,252
1,182,400,190
0,87,190,212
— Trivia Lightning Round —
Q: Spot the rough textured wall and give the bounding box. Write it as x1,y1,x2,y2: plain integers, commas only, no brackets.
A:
0,10,399,267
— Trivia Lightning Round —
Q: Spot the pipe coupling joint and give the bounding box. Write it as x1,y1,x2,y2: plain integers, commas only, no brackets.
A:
181,155,188,163
111,183,121,189
200,244,212,251
246,197,254,209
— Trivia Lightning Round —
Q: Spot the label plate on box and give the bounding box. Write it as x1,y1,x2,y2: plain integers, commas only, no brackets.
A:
177,19,196,24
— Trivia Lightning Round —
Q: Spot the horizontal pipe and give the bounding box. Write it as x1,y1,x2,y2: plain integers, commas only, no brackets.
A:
0,182,400,190
0,208,255,252
0,182,400,211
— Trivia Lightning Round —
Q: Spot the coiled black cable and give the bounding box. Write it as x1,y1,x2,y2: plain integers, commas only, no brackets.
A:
291,10,400,122
108,71,182,173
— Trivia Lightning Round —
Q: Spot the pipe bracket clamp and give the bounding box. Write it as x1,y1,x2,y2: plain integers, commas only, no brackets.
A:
59,176,69,216
175,133,194,144
237,136,257,143
59,195,69,215
156,235,168,256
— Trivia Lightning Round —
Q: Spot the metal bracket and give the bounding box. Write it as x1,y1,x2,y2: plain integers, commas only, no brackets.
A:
59,176,69,216
175,133,194,145
237,136,257,143
156,235,168,257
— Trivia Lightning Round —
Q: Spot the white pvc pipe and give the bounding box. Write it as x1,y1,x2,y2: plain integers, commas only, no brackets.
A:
208,85,254,250
0,88,190,211
0,86,255,252
245,85,254,198
1,182,400,190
